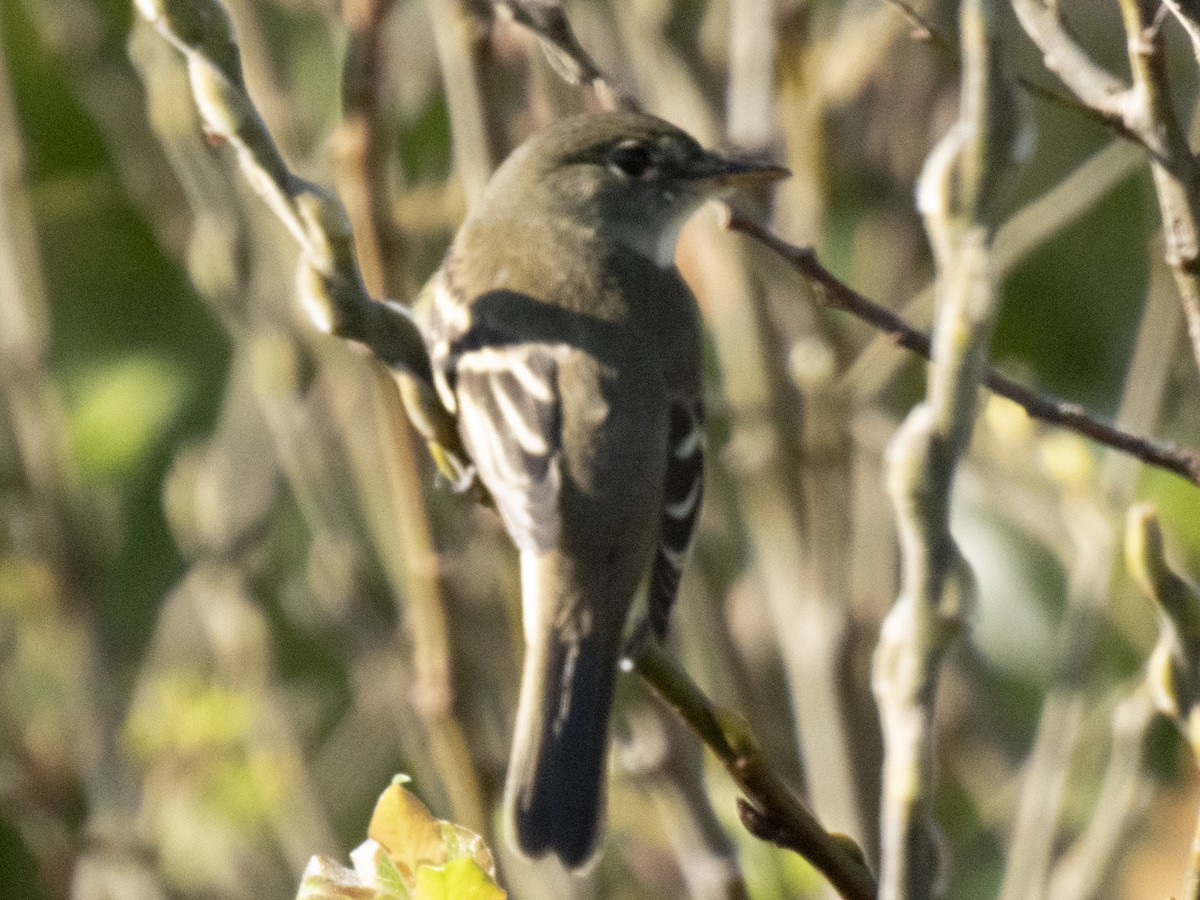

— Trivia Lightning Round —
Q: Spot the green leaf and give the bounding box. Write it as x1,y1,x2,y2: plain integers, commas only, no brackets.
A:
412,859,505,900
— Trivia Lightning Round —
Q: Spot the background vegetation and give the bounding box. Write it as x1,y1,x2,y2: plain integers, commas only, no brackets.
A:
3,0,1200,898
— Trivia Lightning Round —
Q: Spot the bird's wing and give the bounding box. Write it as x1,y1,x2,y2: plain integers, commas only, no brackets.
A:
453,338,563,554
647,399,704,639
423,259,567,549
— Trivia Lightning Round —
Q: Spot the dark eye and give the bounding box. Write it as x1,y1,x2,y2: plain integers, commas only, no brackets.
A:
608,142,654,178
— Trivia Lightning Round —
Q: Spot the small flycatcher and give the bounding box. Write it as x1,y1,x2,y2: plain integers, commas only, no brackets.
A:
419,112,785,870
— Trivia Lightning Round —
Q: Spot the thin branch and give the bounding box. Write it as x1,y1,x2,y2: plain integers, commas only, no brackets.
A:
1115,0,1200,376
1046,686,1159,900
1164,0,1200,64
493,0,636,112
134,0,470,474
1126,505,1200,900
333,0,488,836
846,137,1143,404
1009,0,1130,122
885,0,1134,139
136,0,412,357
1013,0,1200,375
872,0,1019,894
1015,75,1140,141
629,643,877,900
721,206,1200,488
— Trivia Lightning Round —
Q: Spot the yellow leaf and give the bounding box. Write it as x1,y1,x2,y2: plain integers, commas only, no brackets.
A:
368,781,448,875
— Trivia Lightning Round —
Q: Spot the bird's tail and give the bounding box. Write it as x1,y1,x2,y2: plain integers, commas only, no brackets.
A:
504,625,621,871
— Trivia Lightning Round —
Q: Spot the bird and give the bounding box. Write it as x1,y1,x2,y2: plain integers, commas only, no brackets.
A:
412,111,786,871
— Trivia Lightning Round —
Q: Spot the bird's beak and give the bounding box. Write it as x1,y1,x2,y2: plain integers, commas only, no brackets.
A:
703,154,791,188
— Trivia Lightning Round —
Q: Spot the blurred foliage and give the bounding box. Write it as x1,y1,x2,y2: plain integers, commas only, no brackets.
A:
2,0,1200,899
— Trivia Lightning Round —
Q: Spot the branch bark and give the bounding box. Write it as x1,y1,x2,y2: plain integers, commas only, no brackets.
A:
630,643,877,900
871,0,1019,895
721,207,1200,488
1013,0,1200,375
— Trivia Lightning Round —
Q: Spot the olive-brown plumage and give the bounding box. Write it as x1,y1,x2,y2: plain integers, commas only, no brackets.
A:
419,112,784,870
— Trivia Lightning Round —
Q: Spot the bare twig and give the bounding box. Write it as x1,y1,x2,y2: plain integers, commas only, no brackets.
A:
871,0,1019,894
134,0,469,484
1115,0,1200,376
721,206,1200,488
629,644,877,900
1126,505,1200,900
1046,686,1158,900
135,0,419,364
493,0,634,112
1009,0,1128,123
846,137,1143,403
1013,0,1200,375
884,0,1134,141
1164,0,1200,64
333,0,487,836
1015,76,1140,141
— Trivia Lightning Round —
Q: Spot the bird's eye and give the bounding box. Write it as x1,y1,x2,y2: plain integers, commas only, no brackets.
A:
608,142,655,178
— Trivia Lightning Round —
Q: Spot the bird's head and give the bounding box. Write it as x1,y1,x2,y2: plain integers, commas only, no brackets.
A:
477,112,788,266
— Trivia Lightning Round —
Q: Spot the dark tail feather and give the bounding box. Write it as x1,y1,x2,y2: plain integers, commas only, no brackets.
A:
504,634,620,871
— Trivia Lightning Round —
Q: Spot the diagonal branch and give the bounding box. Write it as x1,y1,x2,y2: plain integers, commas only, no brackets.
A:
1164,0,1200,64
887,0,1139,145
630,643,877,900
492,0,636,111
721,206,1200,489
135,0,468,469
1010,0,1129,123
